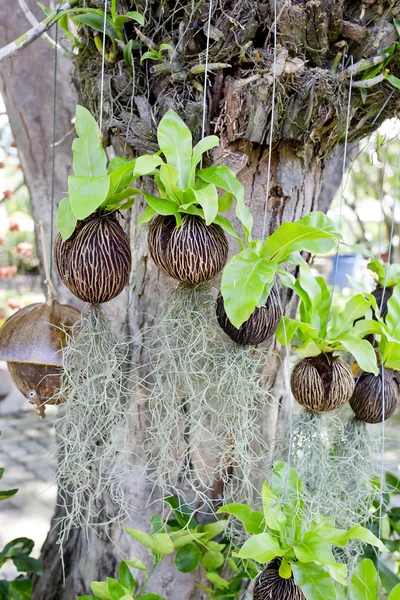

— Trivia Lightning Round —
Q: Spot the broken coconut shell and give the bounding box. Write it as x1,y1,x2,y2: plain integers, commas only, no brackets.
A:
0,298,80,416
253,560,305,600
350,368,399,424
291,353,355,412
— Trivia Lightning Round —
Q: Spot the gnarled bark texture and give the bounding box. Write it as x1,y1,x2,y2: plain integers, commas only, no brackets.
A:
1,0,400,598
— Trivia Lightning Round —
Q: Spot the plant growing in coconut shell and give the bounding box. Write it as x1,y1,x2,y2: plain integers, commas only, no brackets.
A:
367,257,400,321
53,106,162,550
218,462,387,600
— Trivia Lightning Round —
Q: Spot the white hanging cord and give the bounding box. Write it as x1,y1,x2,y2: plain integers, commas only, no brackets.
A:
261,0,278,243
201,0,213,141
99,0,109,132
377,140,389,259
327,56,353,321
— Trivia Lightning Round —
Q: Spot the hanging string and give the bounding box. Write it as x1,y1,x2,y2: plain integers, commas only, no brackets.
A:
201,0,213,141
261,0,277,243
49,6,60,283
99,0,109,132
377,140,389,259
327,56,354,320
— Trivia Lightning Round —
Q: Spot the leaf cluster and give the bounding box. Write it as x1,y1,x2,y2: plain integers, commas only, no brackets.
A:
218,462,387,600
0,432,42,600
276,265,379,374
368,258,400,288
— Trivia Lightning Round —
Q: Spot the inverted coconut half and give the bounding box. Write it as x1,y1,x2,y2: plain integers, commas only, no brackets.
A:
350,368,399,424
0,298,80,416
253,560,305,600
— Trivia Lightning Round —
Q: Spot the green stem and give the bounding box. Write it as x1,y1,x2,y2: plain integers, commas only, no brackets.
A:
139,558,159,595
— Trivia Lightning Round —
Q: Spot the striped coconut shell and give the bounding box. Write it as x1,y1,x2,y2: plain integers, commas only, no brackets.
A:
54,214,132,304
253,560,305,600
350,369,399,424
216,285,281,345
0,299,80,416
291,353,355,412
148,214,228,284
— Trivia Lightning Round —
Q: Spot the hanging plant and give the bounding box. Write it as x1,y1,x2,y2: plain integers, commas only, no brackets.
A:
367,257,400,319
349,282,400,423
218,462,386,600
0,297,80,417
52,106,161,548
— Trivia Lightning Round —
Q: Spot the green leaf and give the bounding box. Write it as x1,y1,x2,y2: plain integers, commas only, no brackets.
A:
235,533,284,564
329,294,371,338
90,581,111,599
13,555,42,574
151,533,175,556
349,559,379,600
293,532,336,565
0,488,18,501
386,283,400,338
118,562,136,592
8,578,33,600
107,577,127,600
133,155,163,177
327,563,348,586
124,558,147,572
108,162,136,196
123,39,134,66
56,197,77,241
108,157,130,172
157,110,192,190
262,221,339,263
298,212,341,236
202,551,225,571
174,544,202,573
126,11,145,25
205,572,230,590
190,135,219,183
123,528,154,550
213,215,242,243
338,334,378,375
360,88,368,103
0,469,3,481
77,596,100,600
68,175,111,220
138,205,156,226
143,192,179,218
202,520,228,540
389,584,400,600
137,595,167,600
74,13,118,39
321,525,387,552
150,515,165,536
292,562,337,600
386,73,400,89
72,105,107,177
279,558,292,579
218,192,233,213
0,539,34,560
216,504,264,535
197,164,253,240
221,249,277,329
192,185,219,225
261,482,286,533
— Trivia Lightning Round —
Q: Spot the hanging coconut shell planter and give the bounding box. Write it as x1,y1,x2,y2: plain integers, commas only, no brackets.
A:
54,212,132,304
290,353,355,412
350,369,399,424
253,561,305,600
0,299,80,417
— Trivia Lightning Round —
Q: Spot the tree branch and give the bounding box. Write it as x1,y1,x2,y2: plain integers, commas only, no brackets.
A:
0,0,78,63
17,0,74,59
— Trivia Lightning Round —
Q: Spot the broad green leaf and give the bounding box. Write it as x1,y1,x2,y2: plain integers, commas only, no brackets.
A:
190,135,219,184
174,544,202,573
218,192,233,213
279,558,292,579
125,558,147,572
74,13,118,39
56,197,77,241
69,175,110,220
0,488,18,501
205,572,229,590
123,11,145,25
216,504,264,534
213,215,242,244
327,563,348,586
293,532,336,565
193,185,219,225
90,581,111,599
276,316,301,346
158,164,183,203
221,249,277,328
389,584,400,600
198,164,253,239
150,515,165,536
8,578,33,600
262,222,338,263
107,188,142,208
202,550,224,570
108,162,136,197
13,555,42,574
118,562,136,592
235,533,284,564
338,334,378,375
133,155,163,177
386,73,400,89
299,212,341,236
107,577,127,600
151,533,174,555
0,539,34,560
143,192,180,218
123,528,154,550
271,462,303,540
138,205,156,226
157,110,192,190
170,532,206,548
108,157,130,173
292,562,337,600
329,294,371,339
261,482,286,533
72,105,107,177
159,43,174,52
321,525,387,552
202,520,228,540
368,258,386,284
349,559,379,600
352,319,382,339
386,282,400,338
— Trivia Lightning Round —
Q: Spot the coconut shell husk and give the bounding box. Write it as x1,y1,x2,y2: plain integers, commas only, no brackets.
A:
291,353,355,412
216,285,281,345
0,298,80,417
350,368,399,424
253,560,305,600
148,214,228,284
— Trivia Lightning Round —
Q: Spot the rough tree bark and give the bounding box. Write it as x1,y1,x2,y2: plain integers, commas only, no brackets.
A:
1,1,400,599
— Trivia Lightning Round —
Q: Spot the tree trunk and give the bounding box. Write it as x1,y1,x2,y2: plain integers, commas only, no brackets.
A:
1,0,400,598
